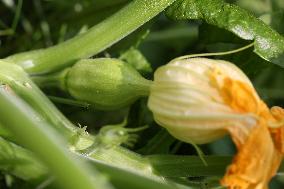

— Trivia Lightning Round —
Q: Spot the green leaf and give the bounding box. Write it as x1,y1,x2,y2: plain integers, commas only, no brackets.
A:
166,0,284,67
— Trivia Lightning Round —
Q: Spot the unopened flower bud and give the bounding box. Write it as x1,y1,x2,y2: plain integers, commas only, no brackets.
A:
34,58,152,110
66,58,152,110
148,58,260,144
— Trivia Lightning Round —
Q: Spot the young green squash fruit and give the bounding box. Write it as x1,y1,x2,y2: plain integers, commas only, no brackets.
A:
43,58,152,110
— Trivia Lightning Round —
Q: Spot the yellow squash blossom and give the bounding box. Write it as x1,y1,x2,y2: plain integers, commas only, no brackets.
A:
148,58,284,189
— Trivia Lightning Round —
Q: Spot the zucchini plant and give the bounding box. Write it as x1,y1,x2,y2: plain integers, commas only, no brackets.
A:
0,0,284,189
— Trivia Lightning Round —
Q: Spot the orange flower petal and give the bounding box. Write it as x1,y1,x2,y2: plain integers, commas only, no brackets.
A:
217,75,284,189
222,120,282,189
270,107,284,153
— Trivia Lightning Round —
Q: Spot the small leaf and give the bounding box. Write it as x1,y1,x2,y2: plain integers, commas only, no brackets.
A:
119,47,153,75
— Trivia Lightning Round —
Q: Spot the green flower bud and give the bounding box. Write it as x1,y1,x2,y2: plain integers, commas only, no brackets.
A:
65,58,152,110
34,58,152,110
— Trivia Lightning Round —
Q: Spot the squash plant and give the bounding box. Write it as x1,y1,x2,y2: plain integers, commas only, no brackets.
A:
0,0,284,188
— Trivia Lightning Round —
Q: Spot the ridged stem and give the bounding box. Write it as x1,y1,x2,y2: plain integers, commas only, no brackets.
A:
6,0,176,74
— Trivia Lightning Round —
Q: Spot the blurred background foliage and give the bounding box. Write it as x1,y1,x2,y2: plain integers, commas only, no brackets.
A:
0,0,284,188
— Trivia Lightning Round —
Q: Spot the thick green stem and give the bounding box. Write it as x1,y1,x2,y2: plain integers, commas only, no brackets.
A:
0,86,113,189
31,68,69,90
90,146,160,180
0,61,75,138
5,0,176,74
